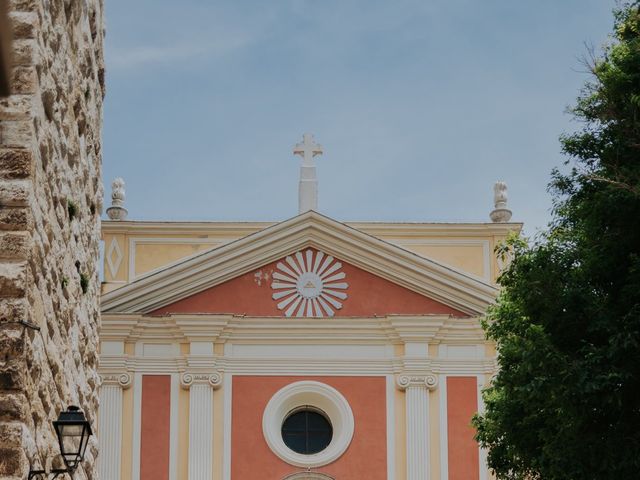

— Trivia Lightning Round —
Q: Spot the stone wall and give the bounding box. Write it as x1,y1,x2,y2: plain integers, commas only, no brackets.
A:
0,0,104,478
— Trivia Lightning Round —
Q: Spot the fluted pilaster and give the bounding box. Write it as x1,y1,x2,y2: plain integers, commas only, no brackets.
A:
98,373,132,480
397,373,438,480
181,372,222,480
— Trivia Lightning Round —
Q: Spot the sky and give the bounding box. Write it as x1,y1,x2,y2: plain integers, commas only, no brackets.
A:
103,0,616,236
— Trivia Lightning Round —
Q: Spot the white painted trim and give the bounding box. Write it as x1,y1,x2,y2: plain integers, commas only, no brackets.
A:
97,384,124,480
386,374,396,480
128,237,235,281
439,375,448,480
100,356,497,376
170,374,179,480
223,373,232,480
477,375,488,480
132,372,142,480
262,381,354,468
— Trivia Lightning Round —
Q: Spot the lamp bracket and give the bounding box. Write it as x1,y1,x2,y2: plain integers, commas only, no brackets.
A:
28,468,70,479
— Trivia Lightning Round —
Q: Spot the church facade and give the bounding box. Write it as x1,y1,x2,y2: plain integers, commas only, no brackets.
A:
97,135,519,480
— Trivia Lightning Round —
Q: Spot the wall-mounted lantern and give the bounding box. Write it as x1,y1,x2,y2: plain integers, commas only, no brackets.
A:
29,406,93,479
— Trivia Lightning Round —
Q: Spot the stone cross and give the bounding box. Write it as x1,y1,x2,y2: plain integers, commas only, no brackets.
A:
293,133,323,213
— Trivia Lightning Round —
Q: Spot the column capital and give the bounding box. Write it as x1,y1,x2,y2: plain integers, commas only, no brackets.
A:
180,371,223,390
396,372,438,391
100,372,133,389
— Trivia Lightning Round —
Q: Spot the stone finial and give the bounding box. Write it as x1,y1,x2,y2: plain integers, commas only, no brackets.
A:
106,177,128,220
490,181,512,222
293,133,323,213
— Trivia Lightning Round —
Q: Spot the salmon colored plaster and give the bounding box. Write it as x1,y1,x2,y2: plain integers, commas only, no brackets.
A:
140,375,171,480
152,249,465,317
232,376,387,479
447,377,480,480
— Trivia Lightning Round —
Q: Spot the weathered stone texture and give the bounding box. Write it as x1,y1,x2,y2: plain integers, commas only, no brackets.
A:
0,0,104,478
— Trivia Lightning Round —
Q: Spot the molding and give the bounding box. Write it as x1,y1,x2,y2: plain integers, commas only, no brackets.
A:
102,211,498,315
102,219,522,237
99,314,484,344
180,371,223,390
262,381,354,468
282,474,335,480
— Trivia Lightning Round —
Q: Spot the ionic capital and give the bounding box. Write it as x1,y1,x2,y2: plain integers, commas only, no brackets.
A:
100,372,133,389
180,371,223,390
396,373,438,391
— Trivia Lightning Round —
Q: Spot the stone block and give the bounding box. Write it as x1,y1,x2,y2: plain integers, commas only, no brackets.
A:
0,232,30,260
10,66,37,94
0,393,28,422
0,149,33,179
0,298,27,323
0,447,26,477
0,262,26,297
0,95,33,121
9,0,38,13
11,39,36,66
0,120,33,148
0,360,25,390
0,207,32,231
9,12,38,39
0,179,31,206
0,325,24,357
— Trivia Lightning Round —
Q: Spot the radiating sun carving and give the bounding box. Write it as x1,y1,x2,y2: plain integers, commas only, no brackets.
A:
271,250,349,317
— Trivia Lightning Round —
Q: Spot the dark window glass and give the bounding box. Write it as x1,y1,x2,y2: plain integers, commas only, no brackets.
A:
281,408,333,454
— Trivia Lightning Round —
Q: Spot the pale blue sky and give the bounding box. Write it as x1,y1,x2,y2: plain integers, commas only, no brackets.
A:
103,0,615,234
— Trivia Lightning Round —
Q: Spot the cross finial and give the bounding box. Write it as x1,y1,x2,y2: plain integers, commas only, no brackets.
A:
293,133,323,166
293,133,323,213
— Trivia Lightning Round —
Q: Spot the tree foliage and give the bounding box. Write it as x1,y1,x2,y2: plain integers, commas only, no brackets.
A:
473,3,640,479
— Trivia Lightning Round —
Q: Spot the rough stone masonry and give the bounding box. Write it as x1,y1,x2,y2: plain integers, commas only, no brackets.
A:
0,0,104,478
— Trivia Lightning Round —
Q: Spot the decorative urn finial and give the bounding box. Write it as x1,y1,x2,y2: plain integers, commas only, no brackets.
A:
490,181,512,222
106,177,128,221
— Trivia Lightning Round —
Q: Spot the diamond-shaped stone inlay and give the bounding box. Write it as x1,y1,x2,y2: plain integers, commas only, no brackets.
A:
106,238,123,279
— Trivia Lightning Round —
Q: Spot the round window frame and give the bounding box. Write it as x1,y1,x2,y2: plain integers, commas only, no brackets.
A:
262,381,354,468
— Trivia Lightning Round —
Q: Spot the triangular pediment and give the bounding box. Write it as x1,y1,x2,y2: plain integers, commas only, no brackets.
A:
101,211,497,315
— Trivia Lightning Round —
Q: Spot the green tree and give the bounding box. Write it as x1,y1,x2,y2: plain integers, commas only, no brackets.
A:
473,3,640,479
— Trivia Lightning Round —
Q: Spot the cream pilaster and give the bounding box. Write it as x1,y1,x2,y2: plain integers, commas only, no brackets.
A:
397,373,438,480
181,372,223,480
98,372,132,480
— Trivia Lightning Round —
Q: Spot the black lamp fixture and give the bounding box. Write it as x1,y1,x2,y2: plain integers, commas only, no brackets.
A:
29,406,93,479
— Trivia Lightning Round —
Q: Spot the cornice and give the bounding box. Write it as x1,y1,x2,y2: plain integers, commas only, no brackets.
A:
101,219,522,238
99,313,488,346
101,211,498,316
